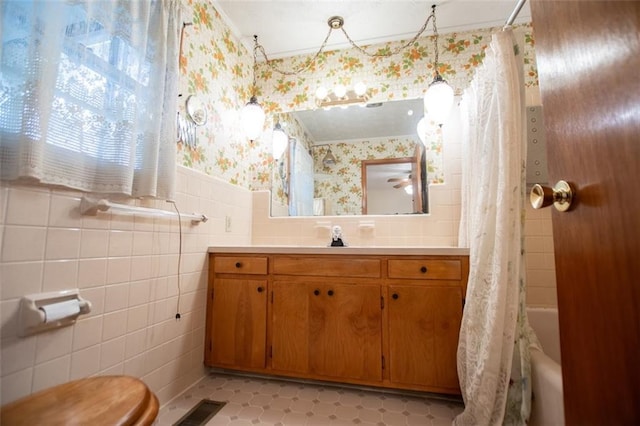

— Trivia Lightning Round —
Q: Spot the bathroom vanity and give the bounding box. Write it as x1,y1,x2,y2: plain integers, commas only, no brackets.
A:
206,247,469,395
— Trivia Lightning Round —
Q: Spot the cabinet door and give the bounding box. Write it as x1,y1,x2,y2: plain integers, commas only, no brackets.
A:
271,281,310,374
388,285,462,389
272,281,383,381
211,278,267,369
309,283,382,381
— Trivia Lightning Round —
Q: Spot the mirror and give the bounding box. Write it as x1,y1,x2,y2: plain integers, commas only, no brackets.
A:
186,95,207,126
274,98,428,217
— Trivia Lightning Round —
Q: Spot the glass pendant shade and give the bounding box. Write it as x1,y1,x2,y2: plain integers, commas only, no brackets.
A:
424,75,454,125
241,96,266,140
272,123,288,159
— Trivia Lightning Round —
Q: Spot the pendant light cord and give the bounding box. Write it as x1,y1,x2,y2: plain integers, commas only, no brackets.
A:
255,29,333,76
341,11,434,58
431,4,441,78
254,5,437,76
251,35,259,97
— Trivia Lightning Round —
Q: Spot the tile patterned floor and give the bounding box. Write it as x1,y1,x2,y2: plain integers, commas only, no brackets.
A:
157,373,464,426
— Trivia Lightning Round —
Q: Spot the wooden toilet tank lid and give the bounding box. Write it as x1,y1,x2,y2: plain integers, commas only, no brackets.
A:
0,375,159,426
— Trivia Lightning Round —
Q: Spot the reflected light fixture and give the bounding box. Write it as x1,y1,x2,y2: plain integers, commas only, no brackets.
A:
424,5,454,126
404,185,414,195
322,148,337,166
241,35,266,141
272,121,288,159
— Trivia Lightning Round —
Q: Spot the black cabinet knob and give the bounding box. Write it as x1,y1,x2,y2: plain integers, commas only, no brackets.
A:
328,290,334,296
314,289,320,296
392,293,399,300
420,266,428,273
235,262,242,268
257,286,264,293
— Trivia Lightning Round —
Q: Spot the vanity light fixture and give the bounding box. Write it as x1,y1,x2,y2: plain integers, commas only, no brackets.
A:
241,35,266,141
272,121,288,159
315,82,370,108
424,5,454,126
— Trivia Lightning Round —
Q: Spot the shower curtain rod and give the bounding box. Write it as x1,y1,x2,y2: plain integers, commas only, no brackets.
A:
505,0,528,26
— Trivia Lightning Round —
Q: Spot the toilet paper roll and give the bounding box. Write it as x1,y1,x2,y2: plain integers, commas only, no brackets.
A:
39,299,80,323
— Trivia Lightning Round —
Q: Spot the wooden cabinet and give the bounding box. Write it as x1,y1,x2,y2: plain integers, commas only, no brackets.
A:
206,251,468,395
205,256,268,369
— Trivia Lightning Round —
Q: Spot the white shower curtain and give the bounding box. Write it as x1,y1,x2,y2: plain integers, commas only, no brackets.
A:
455,28,533,425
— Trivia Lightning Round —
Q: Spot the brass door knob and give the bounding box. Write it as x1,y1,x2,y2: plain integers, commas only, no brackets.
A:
530,180,574,212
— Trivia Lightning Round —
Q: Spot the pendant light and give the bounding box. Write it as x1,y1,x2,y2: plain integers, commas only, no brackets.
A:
424,5,454,126
272,120,288,159
241,35,266,141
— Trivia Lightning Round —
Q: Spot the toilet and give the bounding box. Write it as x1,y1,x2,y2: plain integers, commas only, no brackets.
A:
0,375,158,425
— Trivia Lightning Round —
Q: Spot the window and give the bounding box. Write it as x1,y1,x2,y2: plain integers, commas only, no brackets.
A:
1,0,181,198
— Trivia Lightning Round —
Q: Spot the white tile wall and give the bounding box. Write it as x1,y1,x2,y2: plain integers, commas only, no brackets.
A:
0,166,252,406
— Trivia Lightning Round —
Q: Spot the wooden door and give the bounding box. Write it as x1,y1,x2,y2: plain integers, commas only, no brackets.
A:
388,285,462,390
530,1,640,423
210,278,268,368
309,283,382,381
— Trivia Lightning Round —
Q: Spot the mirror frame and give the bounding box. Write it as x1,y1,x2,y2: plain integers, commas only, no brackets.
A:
361,157,415,214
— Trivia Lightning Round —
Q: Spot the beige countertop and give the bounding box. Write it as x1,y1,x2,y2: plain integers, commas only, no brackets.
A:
208,246,469,256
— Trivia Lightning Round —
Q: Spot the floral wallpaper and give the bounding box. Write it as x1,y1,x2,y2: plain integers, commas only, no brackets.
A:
176,0,537,197
177,0,277,188
256,25,537,113
312,137,423,216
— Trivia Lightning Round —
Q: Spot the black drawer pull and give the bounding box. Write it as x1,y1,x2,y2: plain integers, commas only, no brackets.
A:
392,293,399,300
235,262,242,268
327,290,334,296
313,289,320,296
257,286,264,293
420,266,428,273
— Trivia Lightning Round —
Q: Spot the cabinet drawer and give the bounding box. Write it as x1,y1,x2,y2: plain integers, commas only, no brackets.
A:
388,259,461,280
214,256,268,275
273,257,381,278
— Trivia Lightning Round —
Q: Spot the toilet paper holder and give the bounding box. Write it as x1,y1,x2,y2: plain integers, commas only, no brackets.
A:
18,289,92,337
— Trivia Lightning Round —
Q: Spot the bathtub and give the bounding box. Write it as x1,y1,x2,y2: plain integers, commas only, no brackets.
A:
528,307,565,426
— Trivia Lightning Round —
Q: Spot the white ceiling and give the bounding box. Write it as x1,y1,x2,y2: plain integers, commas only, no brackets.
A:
213,0,531,59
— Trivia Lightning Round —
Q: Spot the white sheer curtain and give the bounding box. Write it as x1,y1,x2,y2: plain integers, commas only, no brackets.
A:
455,28,533,425
0,0,181,199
